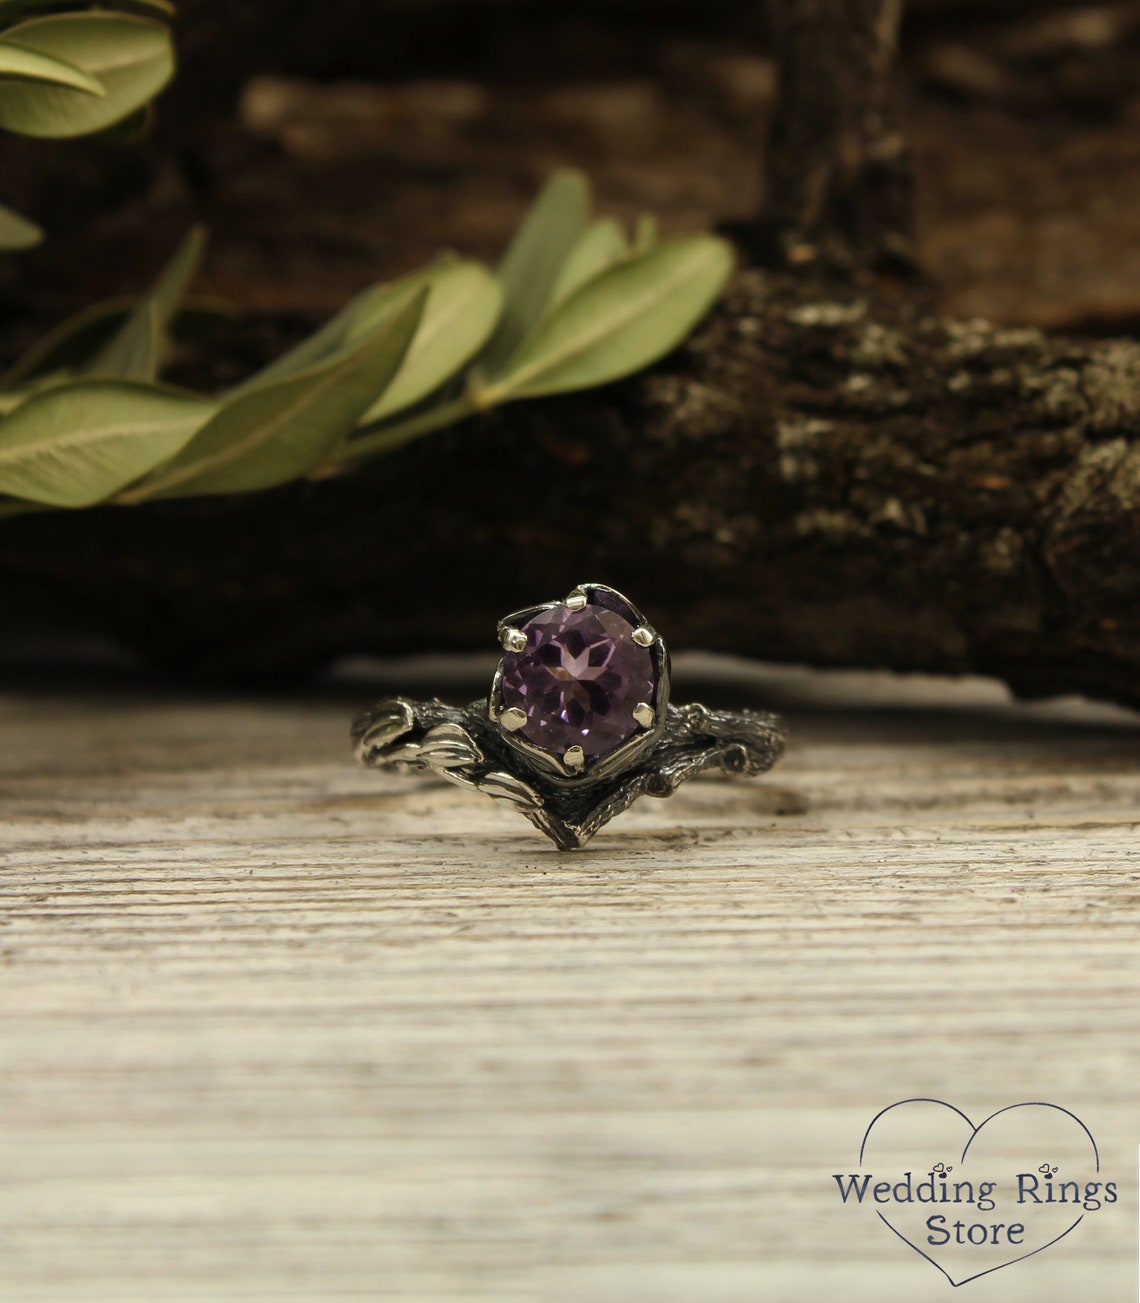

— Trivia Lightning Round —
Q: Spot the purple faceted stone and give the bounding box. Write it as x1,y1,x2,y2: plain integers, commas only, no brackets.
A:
500,601,656,759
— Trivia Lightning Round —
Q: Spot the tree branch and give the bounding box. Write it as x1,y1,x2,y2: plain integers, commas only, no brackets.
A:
761,0,916,271
1,271,1137,708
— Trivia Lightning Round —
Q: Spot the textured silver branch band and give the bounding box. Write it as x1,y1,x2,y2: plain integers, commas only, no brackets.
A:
352,695,786,850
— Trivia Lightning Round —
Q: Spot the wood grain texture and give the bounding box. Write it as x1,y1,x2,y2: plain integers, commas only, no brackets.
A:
0,659,1137,1301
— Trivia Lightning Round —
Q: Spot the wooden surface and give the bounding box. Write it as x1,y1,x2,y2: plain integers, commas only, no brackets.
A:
0,656,1137,1301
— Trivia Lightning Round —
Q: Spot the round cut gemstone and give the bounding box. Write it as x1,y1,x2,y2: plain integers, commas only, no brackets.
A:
500,601,656,759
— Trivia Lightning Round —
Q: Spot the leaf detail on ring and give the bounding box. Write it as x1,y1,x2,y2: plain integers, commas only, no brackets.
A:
357,699,415,759
417,723,484,771
479,771,545,811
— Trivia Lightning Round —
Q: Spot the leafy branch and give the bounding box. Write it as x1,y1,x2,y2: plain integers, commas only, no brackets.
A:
0,171,734,516
0,0,176,249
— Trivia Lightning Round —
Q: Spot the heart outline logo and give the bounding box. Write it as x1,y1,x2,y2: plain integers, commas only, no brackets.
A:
857,1098,1100,1287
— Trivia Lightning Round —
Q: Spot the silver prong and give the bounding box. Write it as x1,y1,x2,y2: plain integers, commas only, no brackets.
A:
633,702,655,729
563,745,586,771
566,589,587,611
500,626,527,652
499,707,527,732
632,626,655,647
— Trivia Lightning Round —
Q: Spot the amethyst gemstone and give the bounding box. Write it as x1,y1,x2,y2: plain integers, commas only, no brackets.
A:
500,601,656,759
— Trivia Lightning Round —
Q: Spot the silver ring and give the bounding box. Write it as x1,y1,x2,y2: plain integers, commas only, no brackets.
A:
352,582,786,849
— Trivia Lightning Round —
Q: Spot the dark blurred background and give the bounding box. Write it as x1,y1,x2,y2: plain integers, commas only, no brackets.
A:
4,0,1140,370
2,0,1139,694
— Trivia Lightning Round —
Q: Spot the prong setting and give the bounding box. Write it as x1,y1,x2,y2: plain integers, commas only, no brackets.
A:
499,706,527,731
500,626,527,652
491,582,671,785
633,702,655,729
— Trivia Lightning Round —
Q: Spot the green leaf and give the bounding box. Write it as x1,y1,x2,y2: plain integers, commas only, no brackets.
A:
1,298,134,385
0,12,173,139
231,257,500,421
2,300,231,388
338,393,477,466
547,218,628,311
230,260,447,396
476,170,590,378
360,259,502,425
633,213,658,251
0,366,94,417
96,100,153,144
127,288,428,500
0,380,214,507
0,197,41,249
0,0,175,21
0,37,103,94
228,306,355,393
84,299,161,382
84,226,206,380
480,235,734,402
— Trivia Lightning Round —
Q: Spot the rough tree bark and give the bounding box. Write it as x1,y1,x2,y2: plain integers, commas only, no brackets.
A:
0,0,1137,710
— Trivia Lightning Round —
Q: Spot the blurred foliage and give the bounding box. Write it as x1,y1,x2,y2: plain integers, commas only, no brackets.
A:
0,0,176,248
0,171,734,516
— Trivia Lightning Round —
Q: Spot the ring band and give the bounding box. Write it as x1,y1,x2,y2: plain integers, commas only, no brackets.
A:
352,583,786,849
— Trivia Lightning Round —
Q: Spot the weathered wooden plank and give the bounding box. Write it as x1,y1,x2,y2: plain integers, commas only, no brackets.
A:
0,663,1137,1300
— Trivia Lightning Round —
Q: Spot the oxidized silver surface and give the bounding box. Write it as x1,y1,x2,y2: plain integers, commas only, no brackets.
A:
352,584,786,850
